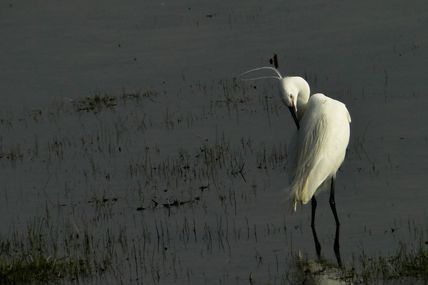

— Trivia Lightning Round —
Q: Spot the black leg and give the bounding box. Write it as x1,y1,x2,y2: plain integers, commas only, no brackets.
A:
311,197,321,257
329,177,342,267
329,178,340,226
334,222,342,267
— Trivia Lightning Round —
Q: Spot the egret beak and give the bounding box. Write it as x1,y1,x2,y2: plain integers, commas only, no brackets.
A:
288,106,300,130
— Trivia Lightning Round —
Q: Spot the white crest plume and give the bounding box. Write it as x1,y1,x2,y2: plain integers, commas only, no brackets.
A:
239,66,283,81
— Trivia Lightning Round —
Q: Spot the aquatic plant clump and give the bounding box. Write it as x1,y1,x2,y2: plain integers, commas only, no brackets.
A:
294,243,428,284
358,243,428,282
73,89,159,113
0,255,88,284
73,94,117,113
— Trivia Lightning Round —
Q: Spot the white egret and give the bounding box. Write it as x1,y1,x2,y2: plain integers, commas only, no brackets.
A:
240,66,351,264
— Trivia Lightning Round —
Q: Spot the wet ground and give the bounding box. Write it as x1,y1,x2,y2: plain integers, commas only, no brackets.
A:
1,0,428,284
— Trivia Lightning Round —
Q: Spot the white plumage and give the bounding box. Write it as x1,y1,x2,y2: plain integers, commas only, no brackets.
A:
239,67,351,211
240,66,350,263
287,93,351,210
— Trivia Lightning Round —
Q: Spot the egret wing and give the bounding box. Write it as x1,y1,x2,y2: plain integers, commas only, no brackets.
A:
289,112,330,205
289,94,350,210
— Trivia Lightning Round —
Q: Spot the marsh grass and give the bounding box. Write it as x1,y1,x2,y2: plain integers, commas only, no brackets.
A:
0,223,112,284
1,76,425,284
0,255,88,284
73,93,117,113
0,147,23,162
121,89,158,102
295,242,428,284
73,89,158,114
357,242,428,282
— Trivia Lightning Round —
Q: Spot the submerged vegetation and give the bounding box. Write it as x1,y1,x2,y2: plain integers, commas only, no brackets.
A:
0,221,112,284
0,255,88,284
358,243,428,282
1,224,428,284
0,77,425,284
73,89,159,113
294,242,428,284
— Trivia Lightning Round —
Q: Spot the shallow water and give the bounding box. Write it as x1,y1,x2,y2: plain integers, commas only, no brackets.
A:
1,0,428,284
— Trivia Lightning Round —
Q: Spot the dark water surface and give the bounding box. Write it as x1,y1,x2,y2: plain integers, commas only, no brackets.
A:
1,0,428,284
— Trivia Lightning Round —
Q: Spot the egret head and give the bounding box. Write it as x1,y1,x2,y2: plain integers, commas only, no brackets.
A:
281,77,311,129
239,67,307,129
279,77,300,128
279,77,298,110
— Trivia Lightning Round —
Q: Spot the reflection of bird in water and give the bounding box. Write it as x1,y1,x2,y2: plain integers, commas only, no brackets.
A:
297,256,352,285
240,66,351,265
